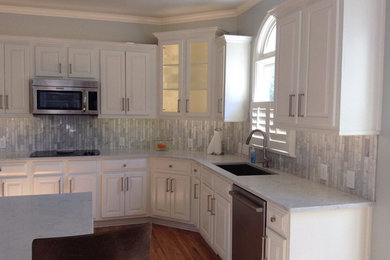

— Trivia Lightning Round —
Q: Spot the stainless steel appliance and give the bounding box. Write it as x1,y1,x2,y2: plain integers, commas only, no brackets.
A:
31,78,99,115
229,184,267,260
30,149,100,157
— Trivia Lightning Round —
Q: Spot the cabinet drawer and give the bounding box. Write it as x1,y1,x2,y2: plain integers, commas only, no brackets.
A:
150,158,191,173
201,167,214,188
267,204,289,238
68,160,97,173
192,164,200,178
32,161,64,175
102,159,147,171
213,175,232,200
0,162,27,176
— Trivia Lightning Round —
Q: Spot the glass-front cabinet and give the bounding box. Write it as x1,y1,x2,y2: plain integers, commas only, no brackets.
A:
154,27,222,117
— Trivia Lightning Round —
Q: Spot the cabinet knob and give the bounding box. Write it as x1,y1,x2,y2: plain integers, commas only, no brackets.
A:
169,165,173,168
0,167,2,172
123,164,127,168
270,216,276,223
193,169,197,172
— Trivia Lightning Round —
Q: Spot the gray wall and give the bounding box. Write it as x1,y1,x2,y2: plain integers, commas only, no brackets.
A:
0,13,161,43
371,0,390,259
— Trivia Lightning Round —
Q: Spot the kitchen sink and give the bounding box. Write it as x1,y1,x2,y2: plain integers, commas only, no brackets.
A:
214,163,273,176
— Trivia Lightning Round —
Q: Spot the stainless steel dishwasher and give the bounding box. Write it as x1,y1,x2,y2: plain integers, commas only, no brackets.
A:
229,184,266,260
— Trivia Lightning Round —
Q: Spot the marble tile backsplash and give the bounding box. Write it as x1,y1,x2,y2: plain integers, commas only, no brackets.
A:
0,116,245,154
0,116,377,200
268,131,377,200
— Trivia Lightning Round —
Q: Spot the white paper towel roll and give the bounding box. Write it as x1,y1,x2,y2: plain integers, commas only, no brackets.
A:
207,130,223,155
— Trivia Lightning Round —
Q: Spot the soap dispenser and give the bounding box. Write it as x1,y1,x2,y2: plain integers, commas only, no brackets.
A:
250,147,256,164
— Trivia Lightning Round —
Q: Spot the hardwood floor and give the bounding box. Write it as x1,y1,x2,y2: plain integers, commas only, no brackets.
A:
95,224,221,260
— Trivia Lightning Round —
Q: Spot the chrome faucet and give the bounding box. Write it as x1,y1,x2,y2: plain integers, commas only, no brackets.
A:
246,129,271,168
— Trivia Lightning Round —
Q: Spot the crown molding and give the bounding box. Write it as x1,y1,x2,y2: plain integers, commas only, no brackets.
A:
0,0,264,25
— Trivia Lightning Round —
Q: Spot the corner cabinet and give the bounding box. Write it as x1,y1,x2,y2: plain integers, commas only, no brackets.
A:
0,42,30,115
100,45,156,117
273,0,386,135
214,35,252,122
154,27,223,118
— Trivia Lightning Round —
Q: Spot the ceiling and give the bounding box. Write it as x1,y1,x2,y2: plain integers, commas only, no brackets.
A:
0,0,262,24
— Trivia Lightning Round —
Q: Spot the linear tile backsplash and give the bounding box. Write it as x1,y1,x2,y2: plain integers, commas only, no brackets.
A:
0,116,377,200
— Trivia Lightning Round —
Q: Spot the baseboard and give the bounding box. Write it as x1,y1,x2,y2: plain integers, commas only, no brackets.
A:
94,217,198,232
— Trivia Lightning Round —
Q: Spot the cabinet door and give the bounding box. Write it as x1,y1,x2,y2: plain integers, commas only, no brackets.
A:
274,11,302,126
4,43,30,114
266,228,287,260
100,50,126,115
160,42,182,114
213,194,231,260
125,51,151,115
214,42,225,119
170,173,191,221
199,183,214,245
33,175,63,195
186,39,210,116
299,0,337,127
124,172,147,216
35,45,66,77
101,173,125,218
69,173,97,218
1,177,29,196
150,172,171,218
191,178,201,227
68,47,98,78
0,43,4,114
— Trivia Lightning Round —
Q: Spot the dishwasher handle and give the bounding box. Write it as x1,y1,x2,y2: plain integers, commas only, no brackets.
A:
229,190,264,213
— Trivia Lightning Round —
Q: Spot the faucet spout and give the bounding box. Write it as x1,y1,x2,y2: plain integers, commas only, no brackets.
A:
246,129,271,168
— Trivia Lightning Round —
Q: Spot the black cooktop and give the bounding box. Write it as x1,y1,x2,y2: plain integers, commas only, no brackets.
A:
30,149,100,157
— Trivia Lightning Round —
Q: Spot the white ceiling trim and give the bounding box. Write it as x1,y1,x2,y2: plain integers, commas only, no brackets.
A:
0,0,264,25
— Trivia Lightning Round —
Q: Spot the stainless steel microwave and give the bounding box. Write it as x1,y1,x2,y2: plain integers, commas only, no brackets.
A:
31,78,99,115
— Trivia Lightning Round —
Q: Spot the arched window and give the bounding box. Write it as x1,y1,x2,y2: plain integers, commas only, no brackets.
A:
251,15,296,157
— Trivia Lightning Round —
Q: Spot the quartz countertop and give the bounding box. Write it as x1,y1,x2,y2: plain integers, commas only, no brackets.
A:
0,149,373,212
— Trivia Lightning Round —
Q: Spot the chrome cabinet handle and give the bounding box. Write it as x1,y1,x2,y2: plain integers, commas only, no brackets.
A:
185,99,189,113
207,195,212,212
2,181,5,196
121,177,124,191
211,197,216,215
288,94,295,117
5,95,9,110
217,98,223,114
126,177,130,191
69,178,72,193
69,64,72,74
121,98,125,111
194,184,199,199
0,95,2,109
59,63,62,74
177,99,180,113
166,178,170,192
126,98,130,111
262,236,267,260
58,179,61,194
170,179,174,192
298,93,305,117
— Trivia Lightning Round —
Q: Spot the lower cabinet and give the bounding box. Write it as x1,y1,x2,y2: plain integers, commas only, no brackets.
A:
0,176,29,196
33,175,63,195
150,172,191,221
266,228,288,260
68,173,97,218
199,167,232,260
101,171,147,218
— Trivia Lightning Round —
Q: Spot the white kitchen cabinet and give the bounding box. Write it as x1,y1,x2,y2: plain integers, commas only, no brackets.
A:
0,177,30,196
273,0,386,135
150,172,191,221
266,228,288,260
199,167,232,260
0,42,30,115
214,35,251,122
101,171,147,218
32,161,65,195
35,45,98,78
191,164,201,228
100,47,156,117
154,27,223,118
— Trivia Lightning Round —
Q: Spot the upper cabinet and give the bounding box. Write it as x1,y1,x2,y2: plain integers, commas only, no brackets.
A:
0,42,30,115
273,0,386,135
154,27,223,118
35,45,99,79
100,45,156,117
215,35,252,122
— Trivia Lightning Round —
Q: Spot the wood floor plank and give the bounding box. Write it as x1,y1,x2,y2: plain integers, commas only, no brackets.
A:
96,224,221,260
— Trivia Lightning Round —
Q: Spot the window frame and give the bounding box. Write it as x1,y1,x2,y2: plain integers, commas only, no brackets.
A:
251,14,296,157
